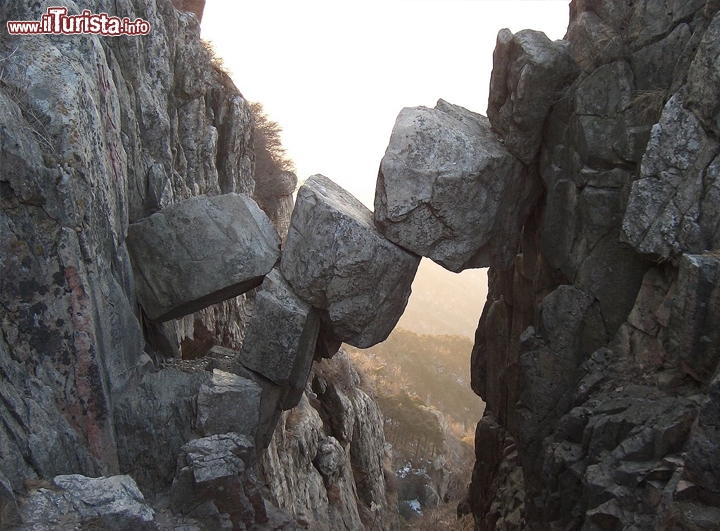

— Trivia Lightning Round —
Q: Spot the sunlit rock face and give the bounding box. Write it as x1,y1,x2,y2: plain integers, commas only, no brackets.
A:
282,174,420,348
469,1,720,530
375,100,542,272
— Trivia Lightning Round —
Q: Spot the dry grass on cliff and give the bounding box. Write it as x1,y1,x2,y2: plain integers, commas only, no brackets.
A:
630,88,669,125
0,499,21,529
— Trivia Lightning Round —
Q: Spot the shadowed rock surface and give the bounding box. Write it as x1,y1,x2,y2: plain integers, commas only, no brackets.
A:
488,29,577,165
469,1,720,530
238,269,320,409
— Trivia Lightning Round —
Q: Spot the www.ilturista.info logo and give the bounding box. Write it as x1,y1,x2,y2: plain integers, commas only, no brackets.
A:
7,7,150,36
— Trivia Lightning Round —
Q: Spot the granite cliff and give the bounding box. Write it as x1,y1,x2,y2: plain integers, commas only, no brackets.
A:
0,1,397,529
466,1,720,529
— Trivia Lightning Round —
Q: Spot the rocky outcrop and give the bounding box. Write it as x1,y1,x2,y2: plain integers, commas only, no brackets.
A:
260,351,398,531
127,193,280,322
467,1,720,530
0,0,257,494
282,174,420,348
196,369,262,439
488,29,577,165
17,475,158,531
375,100,540,272
0,4,403,530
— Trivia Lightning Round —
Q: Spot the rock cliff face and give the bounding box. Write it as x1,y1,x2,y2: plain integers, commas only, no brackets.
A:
0,1,398,529
260,350,398,531
468,1,720,529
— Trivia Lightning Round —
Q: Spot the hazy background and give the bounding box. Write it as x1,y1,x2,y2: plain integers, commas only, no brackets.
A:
202,0,570,337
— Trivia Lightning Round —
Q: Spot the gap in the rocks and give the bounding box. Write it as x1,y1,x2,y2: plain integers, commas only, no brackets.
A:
344,257,488,527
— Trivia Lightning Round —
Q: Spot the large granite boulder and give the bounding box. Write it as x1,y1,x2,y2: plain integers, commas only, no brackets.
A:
126,193,280,322
488,29,577,164
281,175,420,348
375,100,541,272
238,269,320,409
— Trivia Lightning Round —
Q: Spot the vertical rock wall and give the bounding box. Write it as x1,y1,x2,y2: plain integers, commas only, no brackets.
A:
470,1,720,529
0,0,257,490
260,351,398,531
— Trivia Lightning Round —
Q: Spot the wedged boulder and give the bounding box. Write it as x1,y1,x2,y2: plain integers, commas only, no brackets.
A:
622,94,720,259
488,29,577,164
197,369,262,439
126,193,280,322
238,269,320,409
19,474,157,531
375,100,541,272
282,175,420,348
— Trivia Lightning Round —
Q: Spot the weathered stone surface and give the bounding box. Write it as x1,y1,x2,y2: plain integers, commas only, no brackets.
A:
261,352,398,531
0,470,20,529
171,0,206,22
488,29,577,164
19,474,157,531
686,11,720,137
665,253,720,383
1,0,263,494
684,373,720,496
566,11,626,70
375,100,540,271
631,23,692,91
238,269,319,409
197,369,262,439
170,433,271,529
282,174,419,348
127,193,280,322
114,368,210,491
622,94,720,259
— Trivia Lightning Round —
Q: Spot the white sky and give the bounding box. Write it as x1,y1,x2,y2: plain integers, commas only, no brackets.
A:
201,1,571,335
201,0,570,207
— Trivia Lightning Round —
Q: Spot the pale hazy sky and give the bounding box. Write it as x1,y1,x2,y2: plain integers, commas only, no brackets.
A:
201,1,570,334
201,0,569,207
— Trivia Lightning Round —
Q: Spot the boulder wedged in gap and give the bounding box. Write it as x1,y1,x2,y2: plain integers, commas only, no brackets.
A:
237,268,320,410
375,100,541,272
488,29,577,165
126,193,280,322
282,174,420,348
